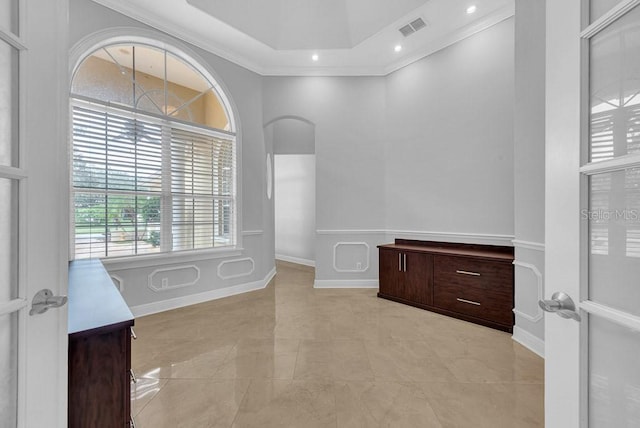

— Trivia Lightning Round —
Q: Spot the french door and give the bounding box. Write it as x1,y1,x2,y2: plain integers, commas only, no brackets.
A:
546,0,640,426
0,0,68,427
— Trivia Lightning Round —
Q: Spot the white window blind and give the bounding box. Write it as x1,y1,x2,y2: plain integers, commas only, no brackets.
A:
72,100,235,259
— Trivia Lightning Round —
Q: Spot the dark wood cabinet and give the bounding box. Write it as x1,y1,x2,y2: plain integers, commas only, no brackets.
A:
68,260,135,428
379,248,432,305
378,240,514,332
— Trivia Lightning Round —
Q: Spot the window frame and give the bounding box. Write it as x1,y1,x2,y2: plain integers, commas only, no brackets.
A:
68,34,242,264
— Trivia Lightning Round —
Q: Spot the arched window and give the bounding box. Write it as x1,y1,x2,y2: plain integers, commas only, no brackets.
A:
70,41,236,259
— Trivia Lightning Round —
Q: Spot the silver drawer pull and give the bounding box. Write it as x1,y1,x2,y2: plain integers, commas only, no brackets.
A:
456,270,481,276
130,327,137,340
399,253,402,272
130,369,137,384
457,298,481,306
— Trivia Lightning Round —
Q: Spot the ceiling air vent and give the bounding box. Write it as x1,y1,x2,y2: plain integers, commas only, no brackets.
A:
399,17,427,37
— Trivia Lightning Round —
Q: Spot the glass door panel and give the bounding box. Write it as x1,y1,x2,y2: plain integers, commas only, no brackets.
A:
589,5,640,163
0,40,19,167
590,0,625,23
0,178,18,301
586,3,640,427
0,0,18,35
0,311,18,426
589,314,640,427
588,168,640,316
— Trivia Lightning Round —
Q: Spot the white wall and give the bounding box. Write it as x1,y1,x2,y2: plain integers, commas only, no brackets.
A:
262,76,387,284
385,18,515,238
263,19,516,287
274,155,316,265
513,0,546,356
70,0,274,314
70,0,522,316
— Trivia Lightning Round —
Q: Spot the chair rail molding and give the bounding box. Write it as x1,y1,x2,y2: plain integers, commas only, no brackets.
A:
512,260,544,323
316,229,386,235
512,239,545,251
242,230,264,236
316,229,514,246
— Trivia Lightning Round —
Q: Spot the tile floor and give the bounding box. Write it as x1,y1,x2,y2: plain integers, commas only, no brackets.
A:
131,261,544,427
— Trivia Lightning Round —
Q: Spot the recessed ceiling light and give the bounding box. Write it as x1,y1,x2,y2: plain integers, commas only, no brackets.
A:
466,5,477,14
311,54,319,62
394,45,403,53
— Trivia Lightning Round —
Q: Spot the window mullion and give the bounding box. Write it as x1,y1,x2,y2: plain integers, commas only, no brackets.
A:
160,124,173,252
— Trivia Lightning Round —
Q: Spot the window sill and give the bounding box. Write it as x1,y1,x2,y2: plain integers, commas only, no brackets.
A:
99,247,244,271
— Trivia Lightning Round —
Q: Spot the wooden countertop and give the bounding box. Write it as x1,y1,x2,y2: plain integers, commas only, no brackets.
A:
68,259,134,335
378,243,514,262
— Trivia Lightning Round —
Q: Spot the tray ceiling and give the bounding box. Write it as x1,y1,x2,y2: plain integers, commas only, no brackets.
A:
187,0,431,50
90,0,514,76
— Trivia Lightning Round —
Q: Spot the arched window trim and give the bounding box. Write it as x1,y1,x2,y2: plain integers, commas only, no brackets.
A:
69,29,243,264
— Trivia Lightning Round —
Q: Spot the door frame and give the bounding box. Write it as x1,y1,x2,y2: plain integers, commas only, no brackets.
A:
546,0,640,426
20,0,69,426
545,0,583,426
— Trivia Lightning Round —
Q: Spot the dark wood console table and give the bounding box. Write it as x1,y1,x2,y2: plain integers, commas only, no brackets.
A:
68,259,135,428
378,239,514,332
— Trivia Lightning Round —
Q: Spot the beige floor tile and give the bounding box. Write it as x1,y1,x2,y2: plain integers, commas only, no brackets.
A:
294,340,333,381
130,261,544,427
133,378,250,428
131,337,235,379
365,339,456,382
232,379,336,428
335,381,442,428
417,381,544,428
130,377,168,417
213,350,299,380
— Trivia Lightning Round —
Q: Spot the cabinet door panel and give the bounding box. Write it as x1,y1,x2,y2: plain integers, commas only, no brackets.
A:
378,248,402,298
403,252,432,305
68,328,128,428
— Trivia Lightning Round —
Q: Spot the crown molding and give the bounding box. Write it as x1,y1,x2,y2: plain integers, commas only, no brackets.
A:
383,3,515,75
90,0,267,74
89,0,514,77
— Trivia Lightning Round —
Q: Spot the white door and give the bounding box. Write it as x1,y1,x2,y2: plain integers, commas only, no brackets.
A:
0,0,69,427
546,0,640,426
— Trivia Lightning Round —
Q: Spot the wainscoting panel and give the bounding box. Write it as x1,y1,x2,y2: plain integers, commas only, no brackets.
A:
513,241,545,356
110,275,124,292
513,261,543,323
333,242,370,273
217,258,256,280
148,265,200,292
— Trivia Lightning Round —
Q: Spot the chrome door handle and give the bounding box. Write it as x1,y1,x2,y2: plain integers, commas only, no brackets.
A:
538,292,581,322
29,289,67,316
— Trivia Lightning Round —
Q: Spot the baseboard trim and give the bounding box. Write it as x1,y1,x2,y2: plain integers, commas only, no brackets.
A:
313,279,379,289
512,326,545,358
130,267,277,317
276,254,316,267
